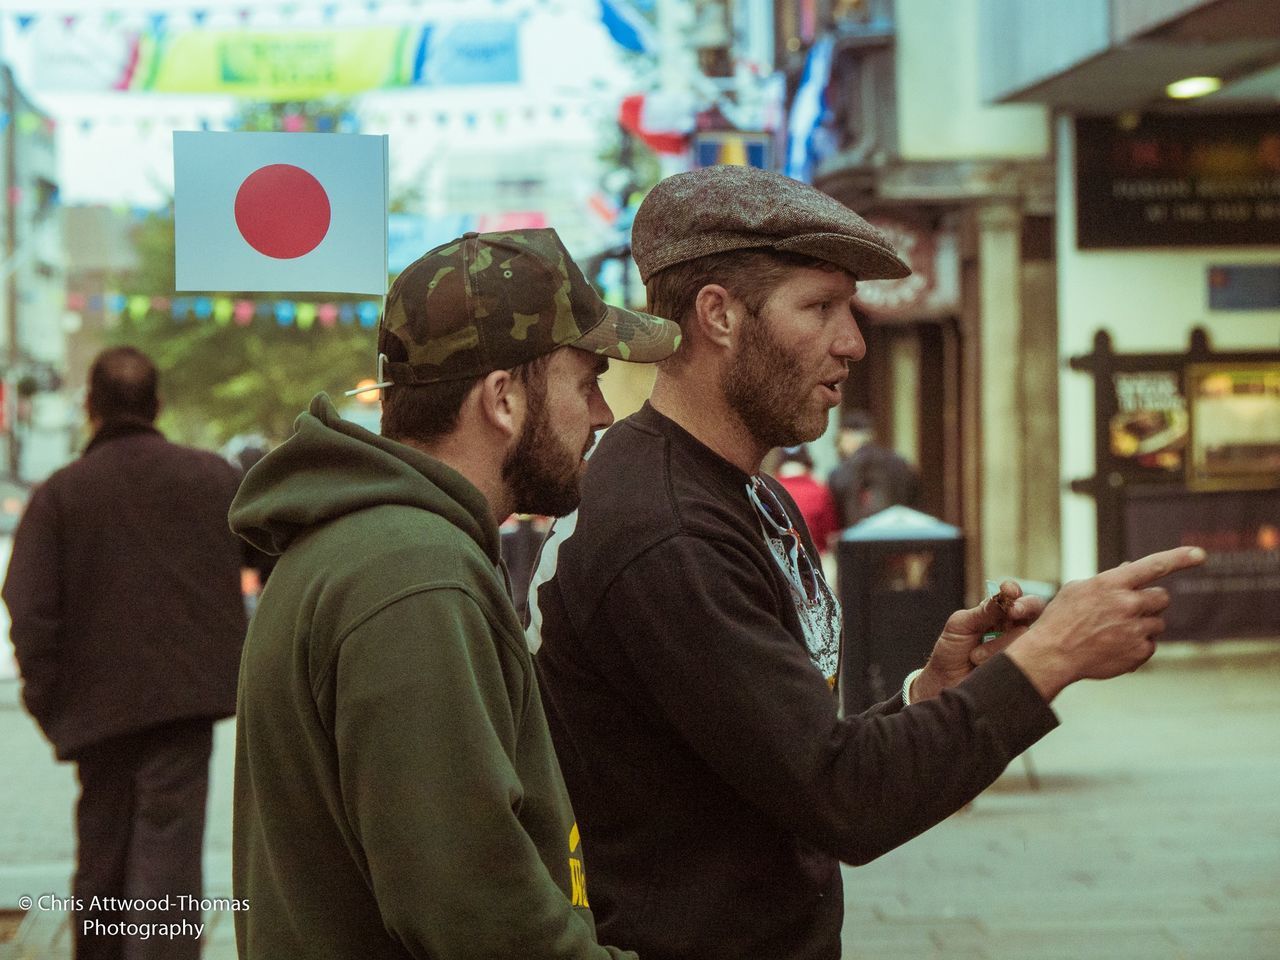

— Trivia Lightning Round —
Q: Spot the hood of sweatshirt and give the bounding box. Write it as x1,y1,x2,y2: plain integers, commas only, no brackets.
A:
229,393,500,564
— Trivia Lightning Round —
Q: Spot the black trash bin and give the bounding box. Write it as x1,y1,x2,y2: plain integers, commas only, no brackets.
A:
836,506,965,715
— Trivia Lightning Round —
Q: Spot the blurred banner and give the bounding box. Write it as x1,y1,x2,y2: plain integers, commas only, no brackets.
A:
26,22,520,97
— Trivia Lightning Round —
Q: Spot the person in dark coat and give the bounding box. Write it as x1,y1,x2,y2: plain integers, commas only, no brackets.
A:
2,346,247,960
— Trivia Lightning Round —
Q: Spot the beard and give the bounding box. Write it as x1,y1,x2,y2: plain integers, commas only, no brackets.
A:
721,311,831,450
501,380,589,518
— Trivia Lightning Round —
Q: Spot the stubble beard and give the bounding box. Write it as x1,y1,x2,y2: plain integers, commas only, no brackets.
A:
721,312,830,451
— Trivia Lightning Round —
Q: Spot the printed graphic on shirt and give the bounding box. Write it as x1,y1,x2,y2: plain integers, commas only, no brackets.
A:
568,822,590,908
748,478,842,681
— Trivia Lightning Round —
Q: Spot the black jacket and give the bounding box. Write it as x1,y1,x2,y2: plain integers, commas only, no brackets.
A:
536,403,1058,960
2,420,247,760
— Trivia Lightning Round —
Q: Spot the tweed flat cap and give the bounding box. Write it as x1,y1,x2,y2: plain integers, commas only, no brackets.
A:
631,165,910,283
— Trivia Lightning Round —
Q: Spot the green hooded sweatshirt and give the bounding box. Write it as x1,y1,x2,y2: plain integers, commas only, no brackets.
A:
230,394,633,960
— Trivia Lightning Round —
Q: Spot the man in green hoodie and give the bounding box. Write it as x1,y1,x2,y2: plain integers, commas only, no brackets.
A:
229,228,680,959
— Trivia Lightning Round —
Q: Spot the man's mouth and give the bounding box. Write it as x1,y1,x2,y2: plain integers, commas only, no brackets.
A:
818,373,846,402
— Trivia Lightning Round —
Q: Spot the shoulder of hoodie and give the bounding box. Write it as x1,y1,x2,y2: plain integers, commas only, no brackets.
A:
302,501,521,637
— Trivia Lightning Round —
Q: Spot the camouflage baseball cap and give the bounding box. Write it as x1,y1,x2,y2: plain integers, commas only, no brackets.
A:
378,228,680,386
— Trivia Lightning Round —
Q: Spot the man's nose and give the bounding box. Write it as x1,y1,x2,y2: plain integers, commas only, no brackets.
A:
834,307,866,362
590,390,615,432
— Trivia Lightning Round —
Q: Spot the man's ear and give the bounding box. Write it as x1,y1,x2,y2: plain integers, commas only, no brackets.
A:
473,368,522,439
692,284,741,351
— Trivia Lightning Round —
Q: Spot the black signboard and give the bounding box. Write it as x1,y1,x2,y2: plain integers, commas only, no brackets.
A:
1125,486,1280,641
1069,328,1280,589
1076,114,1280,249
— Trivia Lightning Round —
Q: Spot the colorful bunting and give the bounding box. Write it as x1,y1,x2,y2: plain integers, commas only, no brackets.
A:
65,291,381,329
40,100,602,138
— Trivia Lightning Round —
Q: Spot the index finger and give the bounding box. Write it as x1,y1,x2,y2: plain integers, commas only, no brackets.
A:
1102,546,1206,589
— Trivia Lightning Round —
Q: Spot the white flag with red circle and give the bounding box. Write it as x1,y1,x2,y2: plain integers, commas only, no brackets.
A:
174,131,388,295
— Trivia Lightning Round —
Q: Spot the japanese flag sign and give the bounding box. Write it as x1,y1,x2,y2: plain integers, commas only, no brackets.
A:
174,131,388,295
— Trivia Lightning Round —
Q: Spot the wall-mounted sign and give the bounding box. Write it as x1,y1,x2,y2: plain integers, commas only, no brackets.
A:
1109,370,1188,474
1186,362,1280,491
1076,114,1280,249
1209,265,1280,310
860,220,942,317
1068,327,1280,581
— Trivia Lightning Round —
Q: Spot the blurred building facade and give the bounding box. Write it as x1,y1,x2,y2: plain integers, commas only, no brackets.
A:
768,0,1280,600
980,0,1280,586
0,65,69,484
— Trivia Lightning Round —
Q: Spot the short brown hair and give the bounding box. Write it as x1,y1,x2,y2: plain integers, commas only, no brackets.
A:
380,350,553,445
645,248,840,323
645,249,839,369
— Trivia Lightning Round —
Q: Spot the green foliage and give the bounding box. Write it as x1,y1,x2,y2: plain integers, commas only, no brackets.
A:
113,210,377,447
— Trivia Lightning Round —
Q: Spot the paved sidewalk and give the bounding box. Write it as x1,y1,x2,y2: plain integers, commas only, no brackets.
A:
2,641,1277,959
840,641,1280,960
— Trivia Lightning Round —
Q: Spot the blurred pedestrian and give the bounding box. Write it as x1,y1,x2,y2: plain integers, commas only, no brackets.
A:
828,408,919,529
533,164,1206,960
2,346,247,960
772,445,839,552
230,229,678,958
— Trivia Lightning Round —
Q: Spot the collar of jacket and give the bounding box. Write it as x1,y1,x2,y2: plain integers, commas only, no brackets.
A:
84,418,161,456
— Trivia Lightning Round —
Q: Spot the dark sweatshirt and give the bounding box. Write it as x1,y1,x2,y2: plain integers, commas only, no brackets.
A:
536,402,1059,960
229,394,632,960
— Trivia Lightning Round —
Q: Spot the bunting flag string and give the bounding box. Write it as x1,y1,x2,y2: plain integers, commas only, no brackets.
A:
65,291,383,330
1,99,607,142
5,0,571,34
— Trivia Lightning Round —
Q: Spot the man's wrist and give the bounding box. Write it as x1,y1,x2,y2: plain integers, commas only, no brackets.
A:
1004,632,1071,703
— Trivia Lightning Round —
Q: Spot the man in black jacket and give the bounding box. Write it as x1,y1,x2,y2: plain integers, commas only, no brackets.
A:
534,165,1206,960
3,346,247,960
